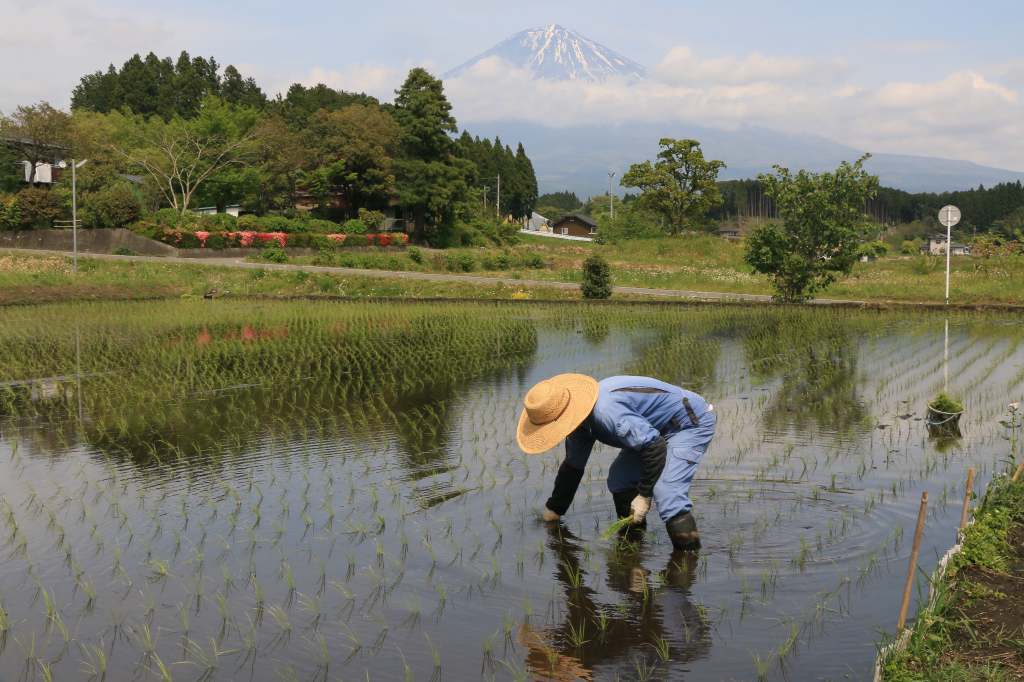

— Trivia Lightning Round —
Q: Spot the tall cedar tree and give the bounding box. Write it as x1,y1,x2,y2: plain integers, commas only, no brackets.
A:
392,68,471,241
73,51,265,119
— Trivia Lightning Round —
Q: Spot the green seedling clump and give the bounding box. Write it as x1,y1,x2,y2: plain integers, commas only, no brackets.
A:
928,392,964,414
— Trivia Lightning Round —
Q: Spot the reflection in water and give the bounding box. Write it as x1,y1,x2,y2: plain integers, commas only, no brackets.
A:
628,329,720,393
745,312,870,435
521,525,712,679
2,302,1024,680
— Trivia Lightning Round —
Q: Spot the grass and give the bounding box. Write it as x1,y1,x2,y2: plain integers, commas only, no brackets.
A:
6,232,1024,306
879,474,1024,681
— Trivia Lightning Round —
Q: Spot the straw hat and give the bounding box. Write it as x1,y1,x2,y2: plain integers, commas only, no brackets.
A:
517,374,599,454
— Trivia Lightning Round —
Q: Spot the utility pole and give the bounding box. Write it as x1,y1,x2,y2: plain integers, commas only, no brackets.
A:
608,170,616,221
496,173,501,222
71,159,89,274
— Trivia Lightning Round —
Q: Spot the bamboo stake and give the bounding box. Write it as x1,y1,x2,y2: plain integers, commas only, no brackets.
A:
1013,462,1024,482
959,468,975,531
897,491,928,631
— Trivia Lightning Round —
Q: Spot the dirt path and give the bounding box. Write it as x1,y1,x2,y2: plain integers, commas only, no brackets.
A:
2,247,865,305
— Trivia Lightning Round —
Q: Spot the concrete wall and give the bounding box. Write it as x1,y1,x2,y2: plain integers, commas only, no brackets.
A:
0,229,178,256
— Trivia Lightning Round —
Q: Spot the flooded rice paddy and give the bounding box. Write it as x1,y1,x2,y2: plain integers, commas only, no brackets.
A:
0,300,1021,681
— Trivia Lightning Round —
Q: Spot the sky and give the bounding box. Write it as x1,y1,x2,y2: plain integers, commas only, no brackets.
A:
3,0,1023,170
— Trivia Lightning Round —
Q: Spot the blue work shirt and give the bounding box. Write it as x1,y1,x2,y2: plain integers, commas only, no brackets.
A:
564,375,711,471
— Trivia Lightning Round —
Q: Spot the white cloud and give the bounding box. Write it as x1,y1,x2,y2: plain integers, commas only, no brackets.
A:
653,46,847,86
0,0,203,111
436,52,1024,170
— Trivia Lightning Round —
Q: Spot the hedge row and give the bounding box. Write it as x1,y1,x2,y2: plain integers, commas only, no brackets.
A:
157,229,409,250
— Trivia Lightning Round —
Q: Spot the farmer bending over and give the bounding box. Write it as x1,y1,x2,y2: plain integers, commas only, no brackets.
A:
516,374,715,551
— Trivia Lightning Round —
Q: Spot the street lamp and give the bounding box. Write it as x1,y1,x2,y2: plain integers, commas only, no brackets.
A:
71,159,88,274
607,170,616,221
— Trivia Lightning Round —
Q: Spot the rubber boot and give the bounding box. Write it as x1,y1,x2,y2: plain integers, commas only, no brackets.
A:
666,510,701,552
612,491,646,538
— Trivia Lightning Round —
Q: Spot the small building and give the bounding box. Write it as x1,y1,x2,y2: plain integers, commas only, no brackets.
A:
718,225,742,240
550,213,597,238
527,212,550,232
923,234,971,256
194,205,242,217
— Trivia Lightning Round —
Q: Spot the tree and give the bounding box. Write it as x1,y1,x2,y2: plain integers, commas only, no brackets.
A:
0,102,72,183
392,68,469,241
581,255,612,299
304,104,400,213
221,65,267,109
393,68,456,160
80,96,258,216
620,138,725,234
744,155,879,302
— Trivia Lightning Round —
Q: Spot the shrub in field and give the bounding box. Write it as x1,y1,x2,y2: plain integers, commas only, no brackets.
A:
445,253,476,272
581,254,612,299
745,156,878,302
516,252,546,269
481,253,512,270
357,208,385,230
408,246,424,264
11,187,63,229
342,219,368,235
259,244,288,263
82,182,143,228
0,193,21,230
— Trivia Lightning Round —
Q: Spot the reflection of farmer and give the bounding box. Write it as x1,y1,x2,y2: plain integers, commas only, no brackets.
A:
517,375,715,550
518,524,712,679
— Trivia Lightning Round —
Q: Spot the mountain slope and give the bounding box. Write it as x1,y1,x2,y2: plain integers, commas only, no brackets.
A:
465,121,1024,196
445,24,645,82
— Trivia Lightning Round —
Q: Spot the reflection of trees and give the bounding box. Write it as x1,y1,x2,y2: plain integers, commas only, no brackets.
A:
627,330,720,393
519,525,711,680
744,312,869,434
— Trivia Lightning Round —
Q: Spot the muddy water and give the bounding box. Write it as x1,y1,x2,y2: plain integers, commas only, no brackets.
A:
0,301,1021,681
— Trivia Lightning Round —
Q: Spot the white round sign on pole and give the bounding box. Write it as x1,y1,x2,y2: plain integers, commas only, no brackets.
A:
939,205,961,228
938,204,960,305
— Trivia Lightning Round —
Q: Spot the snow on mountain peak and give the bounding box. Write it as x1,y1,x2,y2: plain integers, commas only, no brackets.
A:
445,25,646,83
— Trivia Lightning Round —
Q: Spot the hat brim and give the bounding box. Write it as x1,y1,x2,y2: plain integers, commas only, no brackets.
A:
516,374,599,455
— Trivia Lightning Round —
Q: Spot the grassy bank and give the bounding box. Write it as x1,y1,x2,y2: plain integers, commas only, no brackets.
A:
0,251,580,305
880,473,1024,681
290,233,1024,305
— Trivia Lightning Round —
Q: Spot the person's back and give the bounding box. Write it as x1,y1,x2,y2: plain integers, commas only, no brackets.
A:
517,374,715,551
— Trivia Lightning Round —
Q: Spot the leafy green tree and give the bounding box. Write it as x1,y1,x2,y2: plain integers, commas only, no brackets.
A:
0,143,23,192
745,156,879,302
621,138,725,234
595,203,663,243
270,83,379,129
392,68,470,241
581,254,612,299
0,102,73,183
79,96,258,216
303,104,400,214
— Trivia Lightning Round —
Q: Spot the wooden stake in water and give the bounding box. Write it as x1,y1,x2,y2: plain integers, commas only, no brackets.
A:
897,491,928,631
959,468,975,532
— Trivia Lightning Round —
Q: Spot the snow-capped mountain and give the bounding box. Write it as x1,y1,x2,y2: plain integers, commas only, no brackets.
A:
444,24,646,83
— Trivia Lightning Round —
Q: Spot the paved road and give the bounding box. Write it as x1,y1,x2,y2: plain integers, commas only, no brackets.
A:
2,248,868,305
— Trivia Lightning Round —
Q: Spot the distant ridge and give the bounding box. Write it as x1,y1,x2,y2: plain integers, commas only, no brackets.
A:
444,24,645,83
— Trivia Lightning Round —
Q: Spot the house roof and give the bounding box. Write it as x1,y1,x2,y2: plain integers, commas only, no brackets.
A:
552,213,597,228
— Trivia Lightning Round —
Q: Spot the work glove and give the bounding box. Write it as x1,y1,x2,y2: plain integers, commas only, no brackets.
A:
541,507,561,522
630,495,652,524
